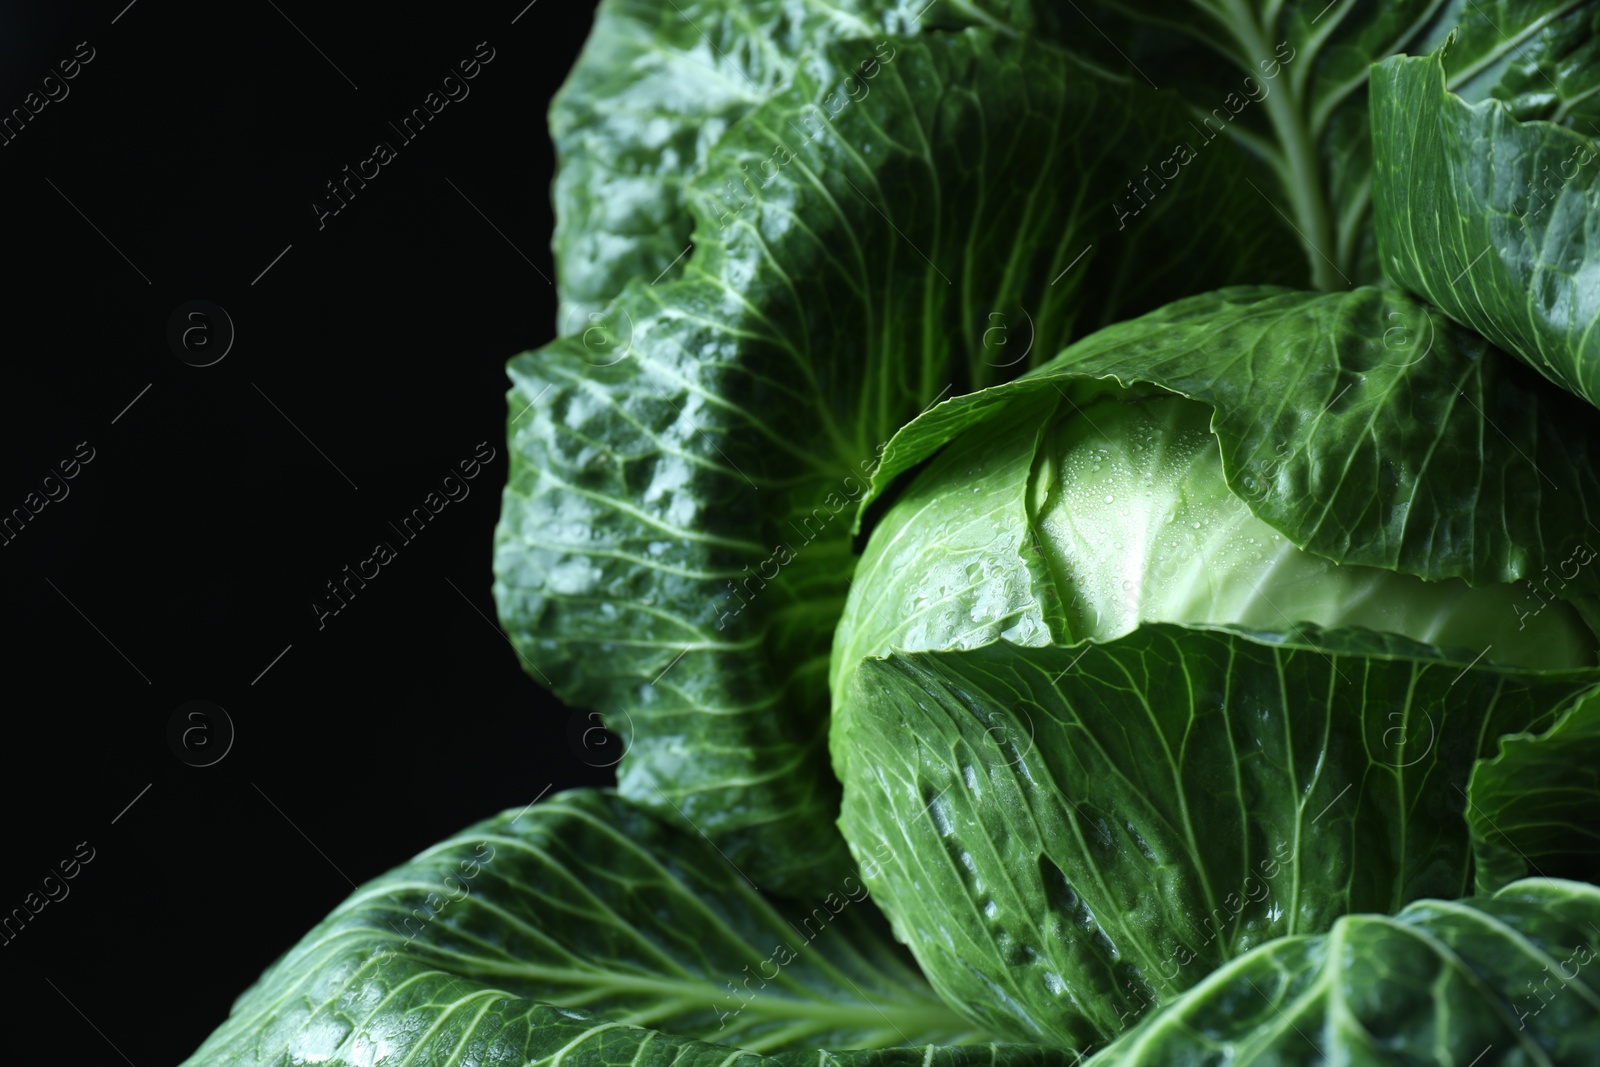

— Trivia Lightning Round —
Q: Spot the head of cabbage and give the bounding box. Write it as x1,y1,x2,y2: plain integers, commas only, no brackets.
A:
828,290,1600,1048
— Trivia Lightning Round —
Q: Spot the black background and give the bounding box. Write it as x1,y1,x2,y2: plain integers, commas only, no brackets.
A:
0,2,608,1061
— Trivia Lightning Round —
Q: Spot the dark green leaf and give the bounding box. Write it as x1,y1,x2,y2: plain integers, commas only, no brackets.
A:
548,0,1060,326
1086,877,1600,1065
1470,687,1600,891
182,790,1077,1067
835,629,1599,1046
1372,44,1600,410
1048,0,1600,288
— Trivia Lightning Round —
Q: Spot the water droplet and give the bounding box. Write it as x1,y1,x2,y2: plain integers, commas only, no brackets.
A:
927,793,955,836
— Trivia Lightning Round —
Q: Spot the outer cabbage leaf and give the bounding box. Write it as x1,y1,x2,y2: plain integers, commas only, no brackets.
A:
1048,0,1600,289
496,33,1302,894
549,0,1064,325
1372,45,1600,410
833,629,1600,1049
183,789,1078,1067
1469,688,1600,891
1086,877,1600,1066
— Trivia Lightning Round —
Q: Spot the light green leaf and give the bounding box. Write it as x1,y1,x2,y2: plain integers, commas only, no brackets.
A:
833,629,1600,1047
857,287,1600,595
1086,877,1600,1065
1470,687,1600,892
1372,44,1600,410
182,789,1079,1067
497,32,1302,894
